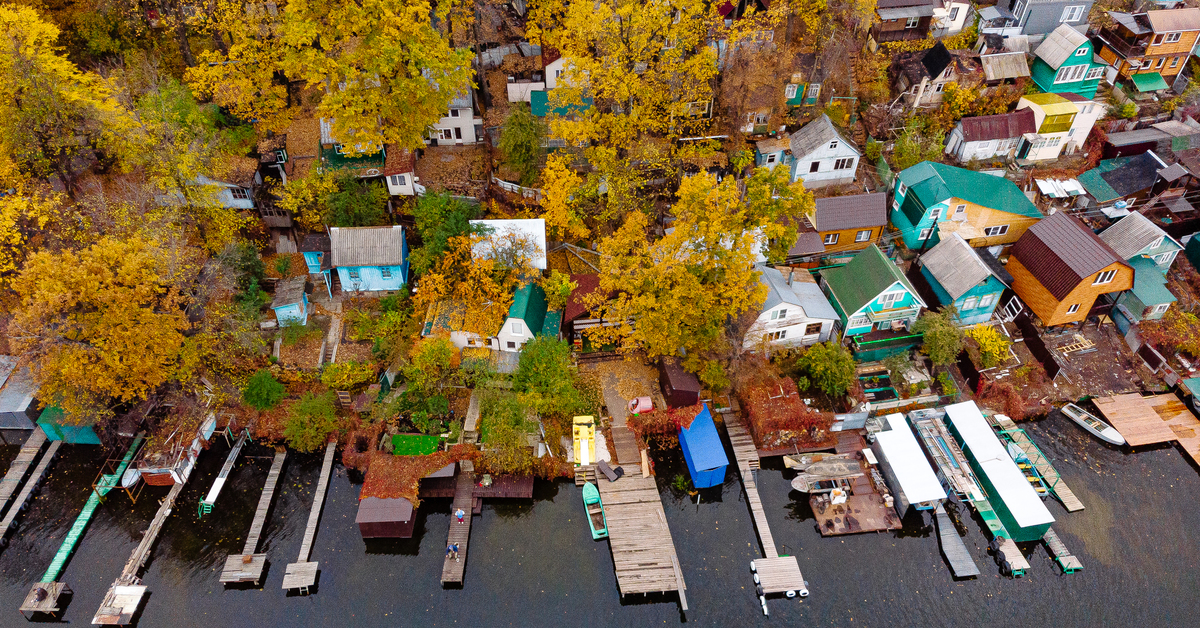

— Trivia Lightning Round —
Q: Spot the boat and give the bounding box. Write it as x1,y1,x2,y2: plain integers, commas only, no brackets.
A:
1006,443,1048,497
582,482,608,540
1061,403,1126,446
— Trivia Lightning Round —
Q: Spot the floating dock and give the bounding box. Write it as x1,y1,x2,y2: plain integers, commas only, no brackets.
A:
969,496,1030,577
0,438,61,543
810,431,901,536
282,440,336,594
441,460,475,585
910,409,984,502
200,428,250,517
1093,393,1200,465
1042,527,1083,574
596,470,688,610
934,504,980,578
221,450,287,585
988,414,1084,512
0,428,47,516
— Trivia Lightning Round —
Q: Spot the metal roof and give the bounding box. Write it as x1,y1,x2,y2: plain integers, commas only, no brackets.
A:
1146,8,1200,33
873,413,947,505
1109,12,1152,35
330,225,407,267
1105,128,1168,146
821,244,925,316
920,233,997,301
356,496,414,525
1033,24,1089,70
679,405,729,472
0,360,36,415
758,266,839,320
789,231,827,257
469,219,548,270
270,276,308,309
1011,211,1128,300
960,109,1036,143
1132,72,1170,92
980,52,1030,81
1022,92,1078,116
789,115,857,161
1099,211,1173,260
811,193,888,232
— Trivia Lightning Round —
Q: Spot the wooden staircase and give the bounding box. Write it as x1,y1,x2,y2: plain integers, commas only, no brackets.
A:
574,465,596,486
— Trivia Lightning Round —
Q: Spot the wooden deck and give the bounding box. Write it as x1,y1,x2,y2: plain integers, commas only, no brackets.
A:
724,414,760,470
0,440,60,540
94,481,186,625
221,450,286,584
990,414,1084,512
934,504,979,578
441,461,475,585
282,441,336,593
1042,527,1083,574
996,537,1030,575
1093,394,1200,464
19,581,70,618
0,428,46,517
596,474,688,609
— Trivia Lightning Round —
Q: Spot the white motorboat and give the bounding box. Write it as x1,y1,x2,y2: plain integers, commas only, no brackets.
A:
1061,403,1126,446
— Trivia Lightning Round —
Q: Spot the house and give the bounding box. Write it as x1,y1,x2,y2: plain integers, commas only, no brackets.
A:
470,219,548,270
979,50,1032,86
197,156,260,209
932,0,973,37
916,233,1011,325
891,161,1043,251
318,118,387,176
659,358,701,408
678,404,729,489
807,193,889,252
982,0,1094,40
786,115,861,188
944,108,1036,162
357,456,457,538
496,283,551,352
1030,24,1107,98
428,91,483,145
0,357,39,434
820,244,926,341
754,136,791,172
891,43,983,109
1010,93,1085,161
1078,151,1181,212
743,266,839,350
299,233,331,275
1099,212,1182,324
1054,93,1104,153
1094,9,1200,92
329,225,410,293
383,147,417,196
270,276,309,326
871,0,937,44
1007,211,1133,327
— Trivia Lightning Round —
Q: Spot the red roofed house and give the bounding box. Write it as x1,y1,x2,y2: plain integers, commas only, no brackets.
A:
383,147,417,196
944,108,1036,163
561,274,618,351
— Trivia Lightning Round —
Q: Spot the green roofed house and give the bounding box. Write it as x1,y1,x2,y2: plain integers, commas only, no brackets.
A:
891,161,1043,251
496,283,561,352
1099,212,1182,328
530,91,593,118
819,244,926,358
1030,24,1106,99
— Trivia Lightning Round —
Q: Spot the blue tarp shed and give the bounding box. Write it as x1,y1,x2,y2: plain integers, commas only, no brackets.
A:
678,404,729,489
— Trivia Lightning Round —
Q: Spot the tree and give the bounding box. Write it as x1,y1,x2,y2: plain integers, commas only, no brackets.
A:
538,154,590,241
408,193,479,275
513,336,586,417
914,309,965,367
0,164,62,292
892,119,946,171
275,168,340,232
402,337,458,398
321,361,378,390
326,174,388,227
784,341,857,397
541,270,577,311
414,235,530,339
498,103,546,187
283,391,339,453
243,369,286,410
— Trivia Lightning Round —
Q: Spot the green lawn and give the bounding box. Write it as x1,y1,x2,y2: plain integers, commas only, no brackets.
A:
392,434,441,456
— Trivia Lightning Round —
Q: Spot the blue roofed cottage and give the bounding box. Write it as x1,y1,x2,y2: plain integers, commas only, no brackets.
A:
679,404,729,489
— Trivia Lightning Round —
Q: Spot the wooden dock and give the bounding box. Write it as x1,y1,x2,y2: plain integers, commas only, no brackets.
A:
596,473,688,609
724,414,807,599
1093,393,1200,465
221,450,286,585
990,414,1084,512
441,460,475,585
934,504,979,578
201,429,249,516
94,481,186,625
1042,527,1083,574
0,428,46,517
0,440,60,542
995,537,1030,576
282,441,336,594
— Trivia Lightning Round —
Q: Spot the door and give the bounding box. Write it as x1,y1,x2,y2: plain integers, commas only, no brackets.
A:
1016,138,1031,160
1001,295,1024,321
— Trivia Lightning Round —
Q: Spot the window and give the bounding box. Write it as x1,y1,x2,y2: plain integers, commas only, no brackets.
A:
1068,128,1076,138
906,16,919,28
984,225,1009,237
1055,64,1087,83
1171,56,1181,68
1154,251,1176,265
389,174,407,187
785,83,798,99
507,341,516,349
511,321,523,335
919,227,933,241
1093,269,1117,285
555,69,563,80
961,296,979,310
381,268,392,279
849,316,870,328
856,229,872,242
231,187,249,200
928,207,942,221
1150,235,1165,249
1012,0,1027,21
454,127,463,140
810,161,821,173
440,128,454,140
806,83,821,99
1165,32,1182,44
934,82,945,93
1128,59,1141,69
824,233,839,245
804,322,823,336
954,204,967,217
449,109,460,118
1066,303,1080,314
766,330,787,341
1086,67,1105,80
1060,5,1084,22
1156,57,1166,69
829,140,839,150
766,153,777,164
1084,104,1095,114
1075,48,1088,57
771,308,789,320
834,158,854,170
897,182,907,197
949,7,960,21
1151,303,1171,315
878,291,906,307
1154,34,1164,45
348,269,361,280
978,293,996,309
892,198,901,210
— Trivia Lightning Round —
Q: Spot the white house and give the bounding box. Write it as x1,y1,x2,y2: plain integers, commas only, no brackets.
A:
944,108,1036,162
194,174,257,210
383,147,417,196
1013,92,1097,161
787,114,861,188
932,1,973,37
428,91,483,145
544,55,567,89
1057,92,1103,154
469,218,548,270
743,266,839,350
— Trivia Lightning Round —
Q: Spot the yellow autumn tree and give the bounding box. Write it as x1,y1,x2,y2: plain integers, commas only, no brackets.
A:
539,154,590,241
416,235,527,338
8,237,193,423
0,161,61,294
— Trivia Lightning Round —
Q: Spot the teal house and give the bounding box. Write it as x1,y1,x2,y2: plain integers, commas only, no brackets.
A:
1099,212,1182,325
917,233,1011,326
1030,24,1106,99
298,233,332,299
271,276,309,326
891,161,1042,251
820,244,926,358
328,225,409,293
496,283,561,352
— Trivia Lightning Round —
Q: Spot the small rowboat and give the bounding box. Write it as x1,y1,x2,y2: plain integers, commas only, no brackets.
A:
1062,403,1126,446
582,482,608,540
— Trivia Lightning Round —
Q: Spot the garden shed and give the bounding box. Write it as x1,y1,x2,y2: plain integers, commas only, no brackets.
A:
678,404,728,489
658,358,700,408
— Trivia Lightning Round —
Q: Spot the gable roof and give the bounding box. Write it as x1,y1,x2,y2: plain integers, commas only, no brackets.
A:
329,225,406,267
898,161,1041,220
811,193,888,232
789,115,858,160
822,244,924,315
960,108,1037,143
508,283,548,333
679,404,729,471
1109,12,1152,35
1146,8,1200,33
564,273,603,322
1011,211,1129,300
1100,151,1166,197
271,276,307,309
789,231,827,257
920,233,1002,301
922,43,953,79
1099,211,1177,259
759,266,839,320
1034,24,1090,70
980,52,1030,81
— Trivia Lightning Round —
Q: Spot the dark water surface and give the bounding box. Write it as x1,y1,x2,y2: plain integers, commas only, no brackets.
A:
0,410,1198,627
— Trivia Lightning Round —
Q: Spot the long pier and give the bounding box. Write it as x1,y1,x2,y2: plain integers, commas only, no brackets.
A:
0,439,61,542
934,504,980,578
200,429,249,517
0,428,47,516
221,450,287,585
723,413,807,606
441,460,475,585
282,440,336,594
596,473,688,610
989,414,1084,512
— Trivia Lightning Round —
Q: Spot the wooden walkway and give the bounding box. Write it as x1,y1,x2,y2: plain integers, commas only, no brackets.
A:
221,450,287,584
1093,393,1200,466
0,428,46,517
596,474,688,609
996,537,1030,575
1042,527,1083,574
934,504,979,578
0,440,60,541
282,441,336,593
201,429,249,515
990,414,1084,512
441,460,475,585
724,414,807,598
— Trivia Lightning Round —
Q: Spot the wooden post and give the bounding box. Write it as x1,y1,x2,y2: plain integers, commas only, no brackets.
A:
640,449,649,478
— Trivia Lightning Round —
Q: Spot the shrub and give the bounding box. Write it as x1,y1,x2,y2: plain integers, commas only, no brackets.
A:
403,337,458,396
914,310,964,367
514,336,586,417
281,321,322,346
321,361,377,390
864,138,883,162
274,255,292,276
936,372,958,396
967,325,1011,368
283,391,339,452
242,369,286,411
783,341,857,397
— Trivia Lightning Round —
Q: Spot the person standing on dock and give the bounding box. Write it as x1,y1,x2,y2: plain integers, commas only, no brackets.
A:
455,508,465,524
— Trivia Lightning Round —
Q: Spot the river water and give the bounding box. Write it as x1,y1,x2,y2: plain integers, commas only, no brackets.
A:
0,410,1198,627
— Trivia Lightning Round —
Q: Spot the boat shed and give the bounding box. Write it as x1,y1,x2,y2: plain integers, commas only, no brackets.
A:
678,404,728,489
870,413,946,515
357,496,415,538
943,401,1054,542
659,358,701,408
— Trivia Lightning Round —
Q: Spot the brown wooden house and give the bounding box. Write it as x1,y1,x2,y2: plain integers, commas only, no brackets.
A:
873,0,937,44
1093,9,1200,87
807,193,889,253
1007,212,1133,327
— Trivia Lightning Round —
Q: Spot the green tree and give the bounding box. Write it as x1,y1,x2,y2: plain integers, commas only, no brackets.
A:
541,270,576,311
914,309,965,367
788,341,857,397
243,369,286,410
403,337,458,397
513,336,585,417
408,193,478,275
326,174,388,227
892,119,946,171
498,103,546,186
283,391,339,453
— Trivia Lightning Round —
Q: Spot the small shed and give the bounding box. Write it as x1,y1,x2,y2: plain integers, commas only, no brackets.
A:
659,358,701,408
678,404,728,489
357,496,415,538
0,357,39,431
271,276,309,326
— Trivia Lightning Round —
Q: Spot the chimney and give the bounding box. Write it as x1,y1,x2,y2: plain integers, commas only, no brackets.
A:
787,269,794,286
